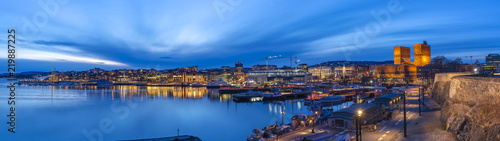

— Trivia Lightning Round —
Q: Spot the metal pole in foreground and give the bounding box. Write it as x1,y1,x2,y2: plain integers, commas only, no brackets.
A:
422,85,425,105
404,91,407,137
356,116,359,141
419,85,422,116
359,116,362,141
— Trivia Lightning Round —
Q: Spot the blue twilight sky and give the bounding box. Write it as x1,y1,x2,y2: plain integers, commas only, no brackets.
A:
1,0,499,72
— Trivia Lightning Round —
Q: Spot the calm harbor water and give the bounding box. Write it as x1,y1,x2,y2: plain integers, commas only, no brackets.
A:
0,79,352,140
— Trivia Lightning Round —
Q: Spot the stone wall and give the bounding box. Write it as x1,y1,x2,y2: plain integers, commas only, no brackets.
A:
431,75,500,141
433,72,475,84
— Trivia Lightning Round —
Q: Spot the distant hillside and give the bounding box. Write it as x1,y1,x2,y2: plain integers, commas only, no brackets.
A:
0,71,48,77
310,60,393,67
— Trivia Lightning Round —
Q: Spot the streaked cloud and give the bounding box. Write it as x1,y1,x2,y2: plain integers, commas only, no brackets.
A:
0,0,498,71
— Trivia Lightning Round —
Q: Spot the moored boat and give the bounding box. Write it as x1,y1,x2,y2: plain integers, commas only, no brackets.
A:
319,96,346,104
206,78,228,88
262,91,282,101
232,91,264,102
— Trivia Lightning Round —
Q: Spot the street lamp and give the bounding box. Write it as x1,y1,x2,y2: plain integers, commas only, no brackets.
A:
356,110,363,141
311,118,315,133
419,84,422,116
403,91,407,137
312,111,319,133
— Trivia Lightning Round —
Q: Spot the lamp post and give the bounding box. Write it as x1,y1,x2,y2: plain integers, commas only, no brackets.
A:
281,111,285,126
419,84,422,116
403,91,407,137
312,111,318,133
422,85,425,105
355,113,359,141
311,119,315,133
358,110,363,141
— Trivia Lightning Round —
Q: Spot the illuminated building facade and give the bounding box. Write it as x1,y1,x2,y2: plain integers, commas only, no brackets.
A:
252,65,277,70
379,41,431,84
247,70,309,84
308,66,333,82
483,53,500,73
377,64,417,83
414,41,431,66
297,64,308,71
234,62,245,82
333,65,356,82
394,46,411,65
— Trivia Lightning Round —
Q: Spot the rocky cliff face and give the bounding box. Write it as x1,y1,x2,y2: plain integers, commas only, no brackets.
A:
431,75,500,141
427,72,472,105
429,81,450,105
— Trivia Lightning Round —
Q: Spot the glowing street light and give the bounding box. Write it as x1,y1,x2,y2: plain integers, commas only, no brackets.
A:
356,110,363,141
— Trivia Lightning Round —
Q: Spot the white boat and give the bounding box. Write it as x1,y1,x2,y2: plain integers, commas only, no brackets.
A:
206,78,228,88
233,91,263,102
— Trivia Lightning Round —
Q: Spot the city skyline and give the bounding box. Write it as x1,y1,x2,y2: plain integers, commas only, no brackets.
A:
1,0,499,72
3,1,500,140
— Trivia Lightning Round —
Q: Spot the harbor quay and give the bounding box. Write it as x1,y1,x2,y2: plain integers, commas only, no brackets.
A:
246,85,410,141
249,87,424,141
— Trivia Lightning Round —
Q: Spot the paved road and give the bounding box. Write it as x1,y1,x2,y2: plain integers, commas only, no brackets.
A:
279,126,343,141
361,87,424,141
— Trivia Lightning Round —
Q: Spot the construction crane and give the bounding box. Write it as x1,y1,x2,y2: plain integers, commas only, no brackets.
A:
279,55,298,69
464,56,482,64
264,55,281,70
295,59,301,65
295,59,301,70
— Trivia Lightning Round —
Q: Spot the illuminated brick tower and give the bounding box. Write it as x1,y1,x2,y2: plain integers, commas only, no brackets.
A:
414,41,431,66
394,46,411,64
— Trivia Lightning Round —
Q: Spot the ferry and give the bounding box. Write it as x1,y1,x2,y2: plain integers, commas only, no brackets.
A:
232,91,264,102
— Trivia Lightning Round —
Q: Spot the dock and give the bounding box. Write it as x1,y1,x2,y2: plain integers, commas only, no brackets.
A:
121,135,201,141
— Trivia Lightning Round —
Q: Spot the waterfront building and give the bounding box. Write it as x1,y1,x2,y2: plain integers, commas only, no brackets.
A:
333,65,356,83
326,103,383,129
372,94,402,111
206,69,234,83
234,62,245,83
252,64,277,70
246,70,309,84
483,53,500,73
308,66,333,82
183,72,207,84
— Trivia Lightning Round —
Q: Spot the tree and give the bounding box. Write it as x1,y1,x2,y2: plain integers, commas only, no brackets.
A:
450,58,463,65
432,56,447,65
